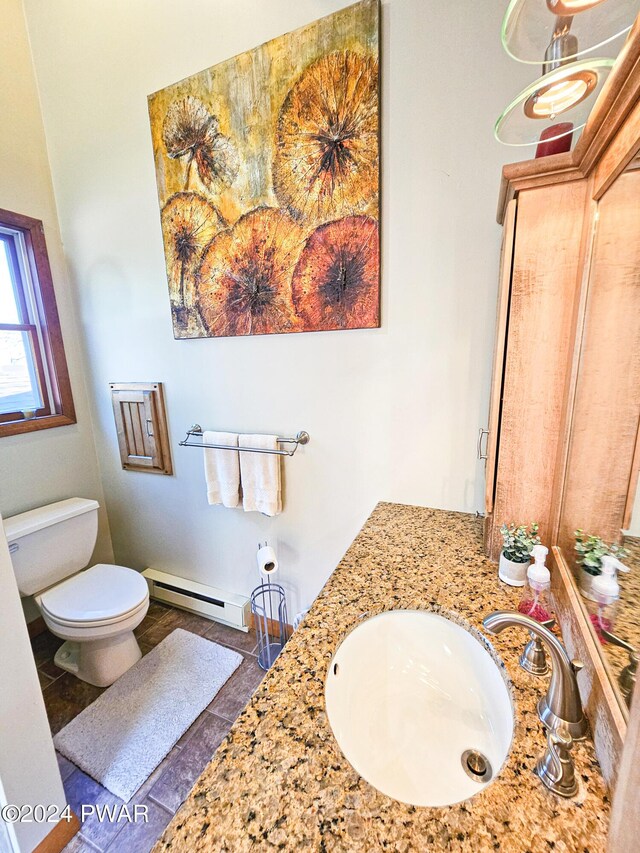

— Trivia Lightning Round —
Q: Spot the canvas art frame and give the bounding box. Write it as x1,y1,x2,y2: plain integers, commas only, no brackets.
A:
148,0,380,340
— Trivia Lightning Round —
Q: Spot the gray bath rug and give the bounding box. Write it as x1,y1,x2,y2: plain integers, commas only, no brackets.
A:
54,628,242,802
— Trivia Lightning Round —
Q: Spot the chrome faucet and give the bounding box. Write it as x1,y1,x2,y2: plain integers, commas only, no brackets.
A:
483,611,587,741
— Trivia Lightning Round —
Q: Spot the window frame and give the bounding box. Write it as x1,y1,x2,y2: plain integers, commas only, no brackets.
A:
0,208,75,437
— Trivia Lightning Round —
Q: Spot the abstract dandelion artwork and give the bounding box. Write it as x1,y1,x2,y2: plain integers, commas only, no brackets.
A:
148,0,379,339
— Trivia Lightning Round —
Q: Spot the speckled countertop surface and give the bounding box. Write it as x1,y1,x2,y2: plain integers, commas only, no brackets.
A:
155,503,610,852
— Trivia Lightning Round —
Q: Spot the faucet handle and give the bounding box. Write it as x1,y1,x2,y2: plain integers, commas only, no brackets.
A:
535,726,578,798
519,618,556,676
520,635,550,676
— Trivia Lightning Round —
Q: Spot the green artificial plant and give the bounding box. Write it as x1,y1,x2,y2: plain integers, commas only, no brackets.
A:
500,522,540,563
574,529,629,577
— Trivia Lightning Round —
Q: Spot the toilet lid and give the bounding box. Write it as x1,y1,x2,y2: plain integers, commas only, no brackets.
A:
39,564,149,623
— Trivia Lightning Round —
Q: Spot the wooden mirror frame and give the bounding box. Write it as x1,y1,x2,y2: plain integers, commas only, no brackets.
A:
495,15,640,834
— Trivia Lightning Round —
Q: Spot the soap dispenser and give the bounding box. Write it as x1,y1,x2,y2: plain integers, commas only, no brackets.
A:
518,544,552,623
588,555,629,641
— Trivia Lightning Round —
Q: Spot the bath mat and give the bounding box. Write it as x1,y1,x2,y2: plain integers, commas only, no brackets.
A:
53,628,242,802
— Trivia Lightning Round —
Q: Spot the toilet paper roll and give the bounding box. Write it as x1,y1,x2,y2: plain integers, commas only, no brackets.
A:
257,544,278,579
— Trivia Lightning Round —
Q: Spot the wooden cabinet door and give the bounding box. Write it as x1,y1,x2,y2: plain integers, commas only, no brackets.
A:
487,181,589,559
484,198,517,515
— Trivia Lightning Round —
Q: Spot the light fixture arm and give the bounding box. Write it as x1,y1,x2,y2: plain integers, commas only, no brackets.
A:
553,15,575,38
544,19,578,74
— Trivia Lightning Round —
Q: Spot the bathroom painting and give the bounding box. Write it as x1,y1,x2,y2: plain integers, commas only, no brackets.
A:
148,0,380,339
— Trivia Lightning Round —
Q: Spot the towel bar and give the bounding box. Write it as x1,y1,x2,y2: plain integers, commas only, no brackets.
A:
178,425,310,457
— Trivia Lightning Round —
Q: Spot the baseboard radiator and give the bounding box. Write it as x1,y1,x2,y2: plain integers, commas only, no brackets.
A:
142,568,250,632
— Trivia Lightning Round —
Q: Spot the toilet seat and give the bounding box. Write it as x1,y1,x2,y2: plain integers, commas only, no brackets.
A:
39,563,149,626
42,597,149,630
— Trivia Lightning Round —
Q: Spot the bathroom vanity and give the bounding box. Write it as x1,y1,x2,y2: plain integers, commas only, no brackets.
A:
155,504,609,852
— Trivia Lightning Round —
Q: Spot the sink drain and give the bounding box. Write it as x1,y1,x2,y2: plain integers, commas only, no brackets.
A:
461,749,492,783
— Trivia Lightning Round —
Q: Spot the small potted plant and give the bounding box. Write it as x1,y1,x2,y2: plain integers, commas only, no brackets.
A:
574,530,628,600
499,522,541,586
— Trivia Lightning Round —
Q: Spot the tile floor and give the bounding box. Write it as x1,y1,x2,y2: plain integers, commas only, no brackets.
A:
31,602,266,853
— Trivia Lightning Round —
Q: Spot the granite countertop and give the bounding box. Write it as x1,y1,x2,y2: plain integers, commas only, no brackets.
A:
155,503,610,852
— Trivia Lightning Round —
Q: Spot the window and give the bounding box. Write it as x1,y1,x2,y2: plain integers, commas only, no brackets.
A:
0,208,75,436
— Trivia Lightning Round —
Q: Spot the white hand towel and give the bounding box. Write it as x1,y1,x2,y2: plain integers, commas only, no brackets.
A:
239,434,282,516
203,431,240,508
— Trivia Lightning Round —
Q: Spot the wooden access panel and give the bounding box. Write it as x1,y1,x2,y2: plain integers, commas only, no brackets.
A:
109,382,172,474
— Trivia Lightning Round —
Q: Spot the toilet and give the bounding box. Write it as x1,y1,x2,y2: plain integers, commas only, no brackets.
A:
5,497,149,687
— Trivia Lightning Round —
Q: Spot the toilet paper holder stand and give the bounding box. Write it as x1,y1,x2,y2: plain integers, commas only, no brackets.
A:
251,578,290,671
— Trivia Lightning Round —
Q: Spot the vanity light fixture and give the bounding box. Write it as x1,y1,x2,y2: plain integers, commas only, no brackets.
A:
495,57,614,146
496,0,632,150
502,0,637,64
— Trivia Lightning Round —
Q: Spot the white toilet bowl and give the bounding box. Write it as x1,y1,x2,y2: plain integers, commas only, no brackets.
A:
4,497,151,689
37,563,149,687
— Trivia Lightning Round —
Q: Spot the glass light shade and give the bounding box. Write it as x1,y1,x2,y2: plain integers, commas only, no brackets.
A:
502,0,637,64
495,58,614,146
549,0,610,12
523,69,597,117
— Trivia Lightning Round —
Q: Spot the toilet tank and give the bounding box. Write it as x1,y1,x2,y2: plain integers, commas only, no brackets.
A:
4,498,100,596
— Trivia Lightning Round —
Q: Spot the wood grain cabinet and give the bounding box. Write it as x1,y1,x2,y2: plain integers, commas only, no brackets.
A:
483,182,593,558
482,26,640,562
484,167,640,560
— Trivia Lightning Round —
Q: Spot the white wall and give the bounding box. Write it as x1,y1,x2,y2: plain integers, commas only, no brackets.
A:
0,514,68,852
23,0,533,615
0,0,113,577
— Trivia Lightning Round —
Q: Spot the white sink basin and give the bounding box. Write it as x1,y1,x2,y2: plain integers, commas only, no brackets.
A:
325,610,514,807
